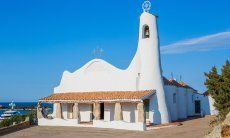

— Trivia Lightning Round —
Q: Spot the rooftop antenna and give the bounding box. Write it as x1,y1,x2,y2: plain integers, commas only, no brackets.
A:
93,47,104,59
180,75,182,82
142,0,151,13
171,72,174,80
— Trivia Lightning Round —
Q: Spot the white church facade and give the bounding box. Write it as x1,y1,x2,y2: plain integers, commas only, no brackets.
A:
38,1,216,131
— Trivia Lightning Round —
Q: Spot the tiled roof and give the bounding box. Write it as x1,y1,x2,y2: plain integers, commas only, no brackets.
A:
163,77,172,85
169,79,182,87
178,81,190,88
40,90,155,103
179,81,197,91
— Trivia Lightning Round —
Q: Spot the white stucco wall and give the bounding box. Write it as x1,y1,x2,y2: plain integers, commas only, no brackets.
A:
177,87,187,119
208,96,219,115
79,104,93,122
150,94,164,124
164,85,178,121
54,60,139,93
122,103,137,123
104,103,138,123
104,103,115,122
202,95,219,116
187,89,195,116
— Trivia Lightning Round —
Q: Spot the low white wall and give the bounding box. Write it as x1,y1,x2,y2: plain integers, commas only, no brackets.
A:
38,118,146,131
93,120,146,131
38,118,81,127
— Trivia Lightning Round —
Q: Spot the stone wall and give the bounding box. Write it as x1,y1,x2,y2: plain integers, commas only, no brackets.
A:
0,121,32,136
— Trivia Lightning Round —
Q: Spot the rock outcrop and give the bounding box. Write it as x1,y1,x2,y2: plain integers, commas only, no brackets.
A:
205,112,230,138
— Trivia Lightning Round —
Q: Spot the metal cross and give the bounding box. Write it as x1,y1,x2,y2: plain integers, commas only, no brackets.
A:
142,0,151,12
93,47,104,59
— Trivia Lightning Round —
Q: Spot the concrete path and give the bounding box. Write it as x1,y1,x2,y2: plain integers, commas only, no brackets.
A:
2,116,213,138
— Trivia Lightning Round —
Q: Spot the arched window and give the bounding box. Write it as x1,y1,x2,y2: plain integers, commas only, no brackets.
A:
142,25,150,38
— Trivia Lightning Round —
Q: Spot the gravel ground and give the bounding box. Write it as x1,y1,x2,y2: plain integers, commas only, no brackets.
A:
2,116,213,138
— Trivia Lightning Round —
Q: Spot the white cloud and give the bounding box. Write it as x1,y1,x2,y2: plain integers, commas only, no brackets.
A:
160,31,230,54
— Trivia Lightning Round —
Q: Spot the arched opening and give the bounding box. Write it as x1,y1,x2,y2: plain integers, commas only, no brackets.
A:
142,25,150,39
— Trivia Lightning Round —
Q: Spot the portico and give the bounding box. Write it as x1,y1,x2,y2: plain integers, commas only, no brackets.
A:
38,90,154,131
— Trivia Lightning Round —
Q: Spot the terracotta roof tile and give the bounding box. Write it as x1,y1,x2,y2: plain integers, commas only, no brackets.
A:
40,90,154,103
178,81,190,88
163,77,197,92
178,81,197,91
169,79,182,87
163,77,172,85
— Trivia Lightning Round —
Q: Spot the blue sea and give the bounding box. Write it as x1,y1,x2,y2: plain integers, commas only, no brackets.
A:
0,102,53,116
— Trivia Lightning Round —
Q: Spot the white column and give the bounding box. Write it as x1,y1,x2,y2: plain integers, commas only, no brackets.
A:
137,102,146,123
93,103,101,120
37,102,44,119
73,103,80,123
114,103,123,121
56,103,62,119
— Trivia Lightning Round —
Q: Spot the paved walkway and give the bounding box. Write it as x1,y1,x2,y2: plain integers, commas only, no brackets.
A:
2,116,213,138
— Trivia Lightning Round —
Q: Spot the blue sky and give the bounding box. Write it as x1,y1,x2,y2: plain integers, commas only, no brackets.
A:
0,0,229,102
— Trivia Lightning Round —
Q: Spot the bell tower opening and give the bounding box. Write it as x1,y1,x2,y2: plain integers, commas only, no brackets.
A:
142,25,150,39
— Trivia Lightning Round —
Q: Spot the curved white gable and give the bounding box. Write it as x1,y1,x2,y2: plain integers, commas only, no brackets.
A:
54,59,139,93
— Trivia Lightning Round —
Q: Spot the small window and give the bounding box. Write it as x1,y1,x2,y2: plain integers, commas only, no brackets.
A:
142,25,150,38
173,93,176,104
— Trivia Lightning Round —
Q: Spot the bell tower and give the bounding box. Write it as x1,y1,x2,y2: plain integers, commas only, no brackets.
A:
137,0,171,124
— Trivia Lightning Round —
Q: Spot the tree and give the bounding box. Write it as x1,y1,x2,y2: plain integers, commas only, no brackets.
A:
220,60,230,117
205,60,230,119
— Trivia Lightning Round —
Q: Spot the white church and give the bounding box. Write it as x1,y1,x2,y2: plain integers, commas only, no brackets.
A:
38,1,217,131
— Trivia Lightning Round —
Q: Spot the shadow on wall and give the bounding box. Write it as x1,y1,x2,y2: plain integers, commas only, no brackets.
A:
122,103,136,123
130,109,135,123
152,95,162,124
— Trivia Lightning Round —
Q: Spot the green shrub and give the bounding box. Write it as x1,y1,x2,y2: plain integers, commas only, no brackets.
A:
205,60,230,120
0,110,38,128
0,119,12,128
11,115,21,124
